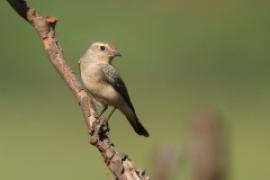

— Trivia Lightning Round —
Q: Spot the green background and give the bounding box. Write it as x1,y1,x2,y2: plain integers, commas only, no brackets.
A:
1,0,270,179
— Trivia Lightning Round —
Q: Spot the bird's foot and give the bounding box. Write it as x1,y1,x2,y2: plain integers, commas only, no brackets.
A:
100,123,110,134
98,117,110,140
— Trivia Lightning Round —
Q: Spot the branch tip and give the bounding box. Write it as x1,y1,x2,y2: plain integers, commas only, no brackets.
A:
46,16,58,24
7,0,29,20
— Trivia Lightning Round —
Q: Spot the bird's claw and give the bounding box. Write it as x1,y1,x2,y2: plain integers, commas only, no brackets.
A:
100,123,110,135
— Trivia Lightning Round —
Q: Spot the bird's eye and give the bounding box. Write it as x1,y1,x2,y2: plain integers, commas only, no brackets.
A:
100,46,106,51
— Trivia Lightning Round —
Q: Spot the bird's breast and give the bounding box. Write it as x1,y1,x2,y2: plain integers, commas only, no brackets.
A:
80,63,121,106
81,64,104,92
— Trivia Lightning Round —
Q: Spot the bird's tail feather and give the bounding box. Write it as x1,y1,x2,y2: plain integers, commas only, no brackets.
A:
122,107,149,137
131,117,150,137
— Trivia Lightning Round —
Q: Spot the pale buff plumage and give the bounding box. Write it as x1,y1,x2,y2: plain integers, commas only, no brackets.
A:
79,42,149,137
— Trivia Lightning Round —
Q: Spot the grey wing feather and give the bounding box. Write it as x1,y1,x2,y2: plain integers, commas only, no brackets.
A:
101,64,135,112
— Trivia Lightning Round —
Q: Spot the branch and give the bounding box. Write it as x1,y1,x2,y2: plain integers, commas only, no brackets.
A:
151,144,182,180
190,109,227,180
7,0,149,179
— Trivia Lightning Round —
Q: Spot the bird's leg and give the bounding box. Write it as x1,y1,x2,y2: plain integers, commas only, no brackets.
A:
98,106,113,136
98,105,108,118
107,107,116,121
98,107,116,135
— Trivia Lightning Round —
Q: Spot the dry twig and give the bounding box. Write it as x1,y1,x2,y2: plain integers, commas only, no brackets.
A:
151,144,182,180
190,109,226,180
7,0,149,179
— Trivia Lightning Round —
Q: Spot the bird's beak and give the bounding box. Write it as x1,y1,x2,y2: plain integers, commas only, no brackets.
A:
113,51,122,57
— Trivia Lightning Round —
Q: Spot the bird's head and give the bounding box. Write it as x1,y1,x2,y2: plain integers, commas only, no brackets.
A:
85,42,121,64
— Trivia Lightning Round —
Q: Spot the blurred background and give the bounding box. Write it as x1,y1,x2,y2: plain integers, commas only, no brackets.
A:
1,0,270,179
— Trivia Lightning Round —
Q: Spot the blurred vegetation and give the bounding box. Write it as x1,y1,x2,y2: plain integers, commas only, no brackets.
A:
1,0,270,179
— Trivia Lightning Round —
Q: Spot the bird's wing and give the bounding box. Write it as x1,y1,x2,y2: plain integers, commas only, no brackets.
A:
101,64,135,112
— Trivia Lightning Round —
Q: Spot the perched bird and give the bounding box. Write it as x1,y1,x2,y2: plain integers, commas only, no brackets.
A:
79,42,149,137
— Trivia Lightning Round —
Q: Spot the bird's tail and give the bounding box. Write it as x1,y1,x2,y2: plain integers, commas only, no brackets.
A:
121,107,149,137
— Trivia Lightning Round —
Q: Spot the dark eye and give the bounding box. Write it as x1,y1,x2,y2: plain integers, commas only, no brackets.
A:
100,46,106,51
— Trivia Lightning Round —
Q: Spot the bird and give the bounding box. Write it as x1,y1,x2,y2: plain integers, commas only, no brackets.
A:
79,42,149,137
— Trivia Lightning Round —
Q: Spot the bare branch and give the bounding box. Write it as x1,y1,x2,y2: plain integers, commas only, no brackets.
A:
151,144,182,180
190,108,227,180
7,0,149,179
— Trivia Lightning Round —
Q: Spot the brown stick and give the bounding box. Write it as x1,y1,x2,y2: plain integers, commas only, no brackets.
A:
7,0,149,179
190,109,227,180
151,144,182,180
